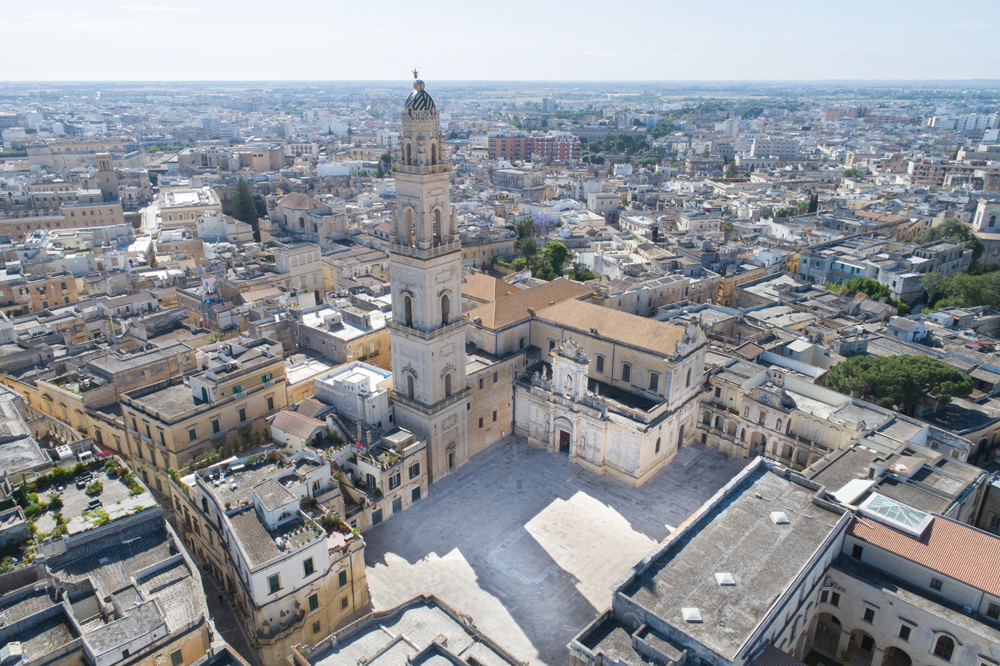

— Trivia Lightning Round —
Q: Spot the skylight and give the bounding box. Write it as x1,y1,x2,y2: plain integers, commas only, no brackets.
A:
681,607,702,623
714,573,736,586
770,511,789,525
858,493,933,538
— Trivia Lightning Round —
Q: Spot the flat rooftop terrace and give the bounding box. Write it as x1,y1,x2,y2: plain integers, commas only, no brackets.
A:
620,465,843,662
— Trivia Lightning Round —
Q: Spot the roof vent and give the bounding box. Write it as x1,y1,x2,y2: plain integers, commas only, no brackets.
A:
714,573,736,586
681,607,702,623
770,511,790,525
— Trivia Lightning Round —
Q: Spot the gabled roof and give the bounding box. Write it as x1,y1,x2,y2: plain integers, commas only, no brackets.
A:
465,278,593,330
847,515,1000,596
276,192,323,210
270,410,326,441
461,273,523,303
536,300,689,357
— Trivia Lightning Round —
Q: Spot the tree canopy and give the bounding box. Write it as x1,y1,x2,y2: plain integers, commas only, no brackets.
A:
251,192,267,218
842,168,863,178
543,241,570,275
824,277,910,315
912,218,984,266
826,355,972,414
231,178,261,241
922,264,1000,310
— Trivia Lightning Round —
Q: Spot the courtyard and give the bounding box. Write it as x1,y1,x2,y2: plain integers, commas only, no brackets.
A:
363,437,747,665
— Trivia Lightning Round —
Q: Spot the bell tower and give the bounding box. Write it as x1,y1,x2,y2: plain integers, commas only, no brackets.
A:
388,73,467,482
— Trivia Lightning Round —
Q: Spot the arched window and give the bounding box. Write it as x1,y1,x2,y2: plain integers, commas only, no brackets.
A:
445,374,452,397
406,375,415,399
991,213,997,228
655,437,661,454
686,367,692,388
740,428,746,441
431,143,437,165
933,636,954,662
405,144,412,165
776,418,783,432
595,355,605,373
648,372,659,393
299,216,304,228
433,208,442,245
621,363,631,384
548,340,556,352
404,295,413,327
441,294,450,326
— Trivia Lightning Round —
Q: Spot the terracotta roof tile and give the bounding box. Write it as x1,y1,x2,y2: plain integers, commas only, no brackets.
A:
465,278,593,330
276,192,324,210
848,515,1000,596
536,300,688,357
461,273,523,303
270,410,327,441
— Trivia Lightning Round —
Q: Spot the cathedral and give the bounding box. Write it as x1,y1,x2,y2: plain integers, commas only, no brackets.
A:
388,75,708,486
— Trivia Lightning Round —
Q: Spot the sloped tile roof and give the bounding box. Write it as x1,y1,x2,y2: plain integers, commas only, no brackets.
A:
461,273,523,303
465,278,593,330
536,300,688,357
270,410,326,441
848,515,1000,596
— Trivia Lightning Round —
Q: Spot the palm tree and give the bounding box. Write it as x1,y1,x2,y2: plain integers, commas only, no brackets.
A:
721,221,735,244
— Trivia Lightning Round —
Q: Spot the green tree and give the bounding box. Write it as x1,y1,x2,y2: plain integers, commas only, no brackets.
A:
721,221,735,244
231,179,259,228
842,168,863,178
147,171,158,186
923,268,1000,310
380,152,392,172
807,194,819,213
912,218,984,266
826,356,972,414
543,241,570,276
251,192,267,219
531,258,557,281
517,236,537,260
724,163,737,179
828,277,910,315
571,263,596,281
514,216,536,240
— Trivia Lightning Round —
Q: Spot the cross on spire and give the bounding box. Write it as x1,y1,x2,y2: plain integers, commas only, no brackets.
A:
412,68,419,80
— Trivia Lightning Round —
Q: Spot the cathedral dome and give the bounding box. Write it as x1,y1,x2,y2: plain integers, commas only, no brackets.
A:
405,78,436,111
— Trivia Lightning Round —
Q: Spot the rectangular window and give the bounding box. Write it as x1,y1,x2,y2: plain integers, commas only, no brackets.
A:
990,515,1000,531
189,429,197,441
863,607,875,623
986,602,1000,620
145,424,151,438
303,558,314,576
159,431,166,446
341,597,349,610
820,590,829,604
338,570,348,587
851,544,864,560
170,650,183,666
596,355,605,373
829,591,840,607
492,410,497,422
930,577,943,591
132,417,137,431
898,624,911,641
268,574,280,594
313,621,321,635
493,371,498,383
308,593,319,611
212,419,220,434
267,396,274,411
409,463,420,479
238,408,246,422
479,378,484,389
233,384,242,394
478,417,483,429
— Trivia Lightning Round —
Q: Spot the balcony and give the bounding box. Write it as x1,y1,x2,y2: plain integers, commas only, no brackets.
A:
235,419,253,429
210,428,228,441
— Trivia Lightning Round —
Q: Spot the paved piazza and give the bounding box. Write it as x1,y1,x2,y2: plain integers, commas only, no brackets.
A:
363,437,747,665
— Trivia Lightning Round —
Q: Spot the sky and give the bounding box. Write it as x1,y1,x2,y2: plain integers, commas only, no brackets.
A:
2,0,998,82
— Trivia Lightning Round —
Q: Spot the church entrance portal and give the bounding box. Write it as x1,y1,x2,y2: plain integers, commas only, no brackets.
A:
559,430,571,454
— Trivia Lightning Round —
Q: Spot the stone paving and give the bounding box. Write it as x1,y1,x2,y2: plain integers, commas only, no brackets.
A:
363,437,746,666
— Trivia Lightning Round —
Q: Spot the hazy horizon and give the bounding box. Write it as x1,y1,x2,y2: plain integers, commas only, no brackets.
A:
3,0,997,82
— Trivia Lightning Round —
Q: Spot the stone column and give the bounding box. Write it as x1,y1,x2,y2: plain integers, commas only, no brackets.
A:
836,629,851,656
870,647,885,666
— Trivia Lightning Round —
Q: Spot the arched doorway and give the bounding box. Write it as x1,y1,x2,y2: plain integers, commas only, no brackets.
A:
812,613,841,656
848,629,876,666
749,432,767,454
883,647,912,666
554,417,573,454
